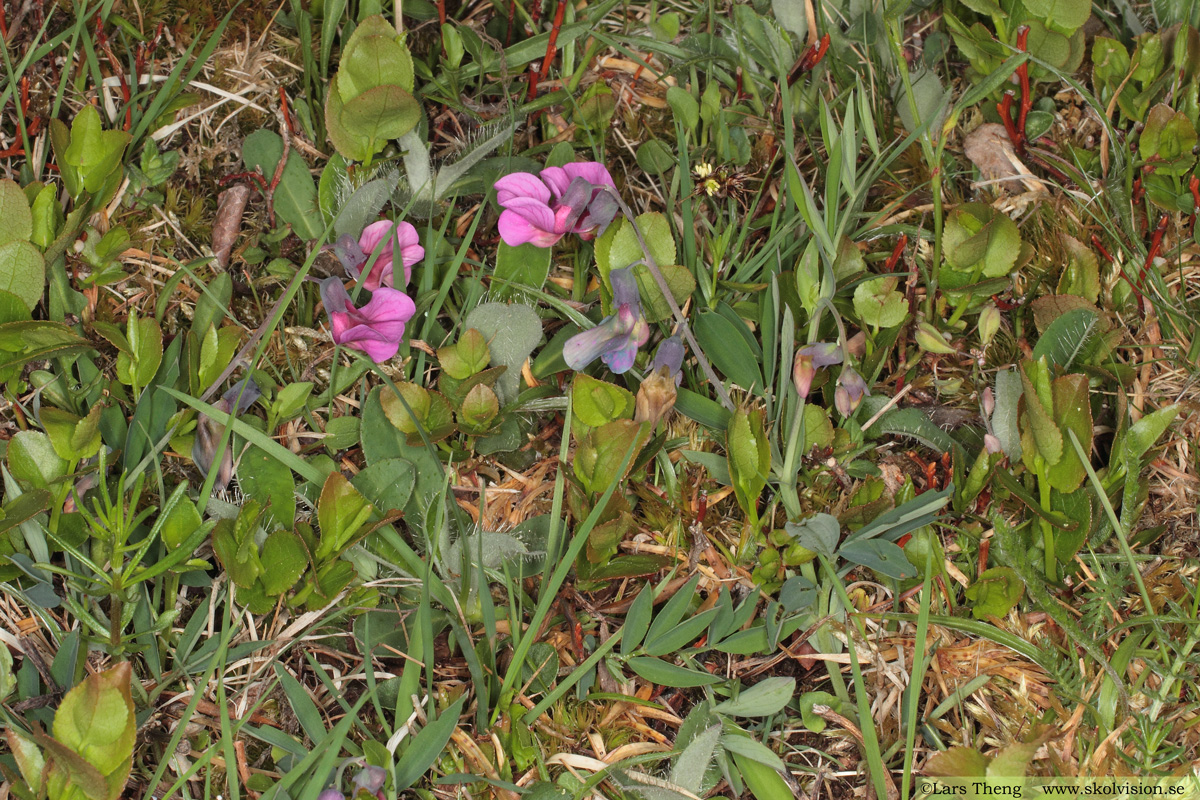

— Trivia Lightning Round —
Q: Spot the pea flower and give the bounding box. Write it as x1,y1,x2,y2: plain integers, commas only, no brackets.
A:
635,336,684,426
320,277,416,363
792,342,843,399
193,378,261,490
353,765,387,798
834,365,870,417
494,162,619,247
332,220,424,291
564,268,650,374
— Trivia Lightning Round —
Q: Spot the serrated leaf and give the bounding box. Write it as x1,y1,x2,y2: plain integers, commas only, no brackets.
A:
0,179,33,246
260,529,308,595
0,240,45,311
1031,307,1098,370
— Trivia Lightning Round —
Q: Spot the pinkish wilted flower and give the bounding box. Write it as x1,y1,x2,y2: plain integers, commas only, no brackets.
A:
316,791,344,800
193,378,261,490
564,268,650,374
320,277,416,363
352,765,387,798
792,342,843,399
834,365,869,417
495,162,619,247
332,220,424,291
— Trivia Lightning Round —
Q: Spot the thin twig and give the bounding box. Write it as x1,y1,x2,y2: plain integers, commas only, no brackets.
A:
605,188,736,411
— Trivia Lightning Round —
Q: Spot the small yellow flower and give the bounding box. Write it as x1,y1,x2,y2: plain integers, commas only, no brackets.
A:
702,178,722,197
694,162,714,179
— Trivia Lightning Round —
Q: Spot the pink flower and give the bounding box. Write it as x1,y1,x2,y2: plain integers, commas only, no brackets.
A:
834,365,870,417
792,342,843,399
320,277,416,363
495,162,619,247
334,220,425,291
563,268,650,374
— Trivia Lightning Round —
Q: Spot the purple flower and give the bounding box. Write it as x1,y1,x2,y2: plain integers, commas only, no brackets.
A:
320,277,416,363
651,335,684,386
316,791,345,800
332,220,424,291
563,268,650,374
834,365,870,417
792,342,842,399
495,162,618,247
192,378,262,490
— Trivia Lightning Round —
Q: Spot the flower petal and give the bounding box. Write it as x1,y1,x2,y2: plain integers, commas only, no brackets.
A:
538,166,572,199
601,336,639,374
359,220,397,257
562,161,616,189
498,205,561,248
609,267,641,311
495,172,552,206
221,378,262,415
563,320,625,370
320,277,352,315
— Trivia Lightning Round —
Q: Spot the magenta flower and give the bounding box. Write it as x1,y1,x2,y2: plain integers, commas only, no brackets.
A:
563,267,649,374
495,162,619,247
333,220,424,291
834,365,870,417
320,277,416,363
793,342,843,399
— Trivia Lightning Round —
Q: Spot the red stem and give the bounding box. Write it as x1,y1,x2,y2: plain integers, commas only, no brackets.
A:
1137,214,1169,314
883,234,907,272
998,91,1019,149
1015,25,1031,154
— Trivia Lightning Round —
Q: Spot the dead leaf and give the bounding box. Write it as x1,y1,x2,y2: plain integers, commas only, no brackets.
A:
963,123,1047,195
212,184,251,269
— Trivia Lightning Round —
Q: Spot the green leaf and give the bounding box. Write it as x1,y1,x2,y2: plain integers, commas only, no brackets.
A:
337,19,416,99
494,241,552,299
115,315,162,388
621,583,655,656
260,529,308,595
1032,307,1099,371
572,373,636,427
632,263,695,323
669,724,722,794
160,493,203,550
925,746,991,778
1123,404,1178,467
394,694,468,790
7,430,67,489
1044,374,1091,492
0,179,33,246
785,514,840,560
242,130,323,240
597,212,677,285
695,310,763,393
1056,235,1100,302
666,86,699,130
1021,0,1090,32
238,446,297,528
463,302,543,403
941,203,1021,284
727,407,770,522
340,84,422,152
63,106,131,195
1019,363,1063,467
1139,103,1198,176
852,275,908,328
575,419,649,495
316,471,374,561
52,661,135,796
351,457,416,513
798,690,838,732
626,656,722,687
643,607,719,656
713,677,795,717
839,538,917,579
0,240,45,312
722,733,787,772
965,566,1024,619
731,750,793,800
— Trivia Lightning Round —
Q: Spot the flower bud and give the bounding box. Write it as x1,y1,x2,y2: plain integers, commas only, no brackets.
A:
353,765,387,795
834,366,869,417
792,342,842,399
